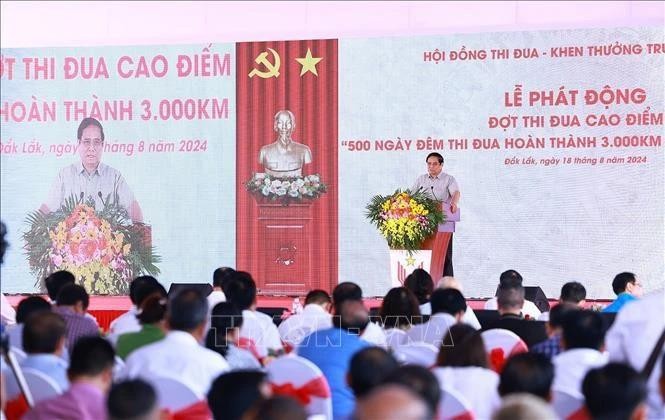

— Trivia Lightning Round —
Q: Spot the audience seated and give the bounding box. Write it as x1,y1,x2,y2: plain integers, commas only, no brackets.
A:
498,352,554,401
225,271,283,360
582,363,647,420
538,281,586,321
107,379,161,420
205,302,261,370
378,287,421,348
53,284,99,347
492,393,557,420
432,323,501,419
108,276,161,341
530,302,579,359
348,347,399,398
209,267,234,309
21,311,69,391
44,270,76,304
277,289,332,348
407,288,466,346
603,272,643,313
404,268,434,316
207,370,272,420
115,292,167,360
605,288,665,418
382,365,441,417
332,282,387,347
484,270,541,319
482,282,547,347
660,353,665,404
123,288,229,396
437,276,481,329
5,296,51,352
24,336,115,420
552,310,608,397
353,384,431,420
298,299,371,419
243,396,307,420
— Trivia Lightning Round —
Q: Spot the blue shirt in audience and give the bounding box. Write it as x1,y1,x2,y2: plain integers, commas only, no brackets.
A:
22,354,70,391
602,292,637,313
297,328,370,419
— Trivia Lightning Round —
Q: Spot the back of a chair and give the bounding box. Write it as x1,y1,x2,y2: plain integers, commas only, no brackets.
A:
481,329,528,373
393,342,439,367
22,368,63,404
113,355,125,381
552,388,585,420
385,328,408,349
438,387,474,420
266,354,332,418
9,347,26,363
152,376,202,411
474,310,500,329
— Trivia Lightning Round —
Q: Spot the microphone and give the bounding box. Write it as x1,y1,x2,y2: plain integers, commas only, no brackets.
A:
430,185,439,201
98,191,107,207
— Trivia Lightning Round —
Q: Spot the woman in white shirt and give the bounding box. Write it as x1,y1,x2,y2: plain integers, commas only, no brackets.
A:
379,287,422,349
432,324,501,420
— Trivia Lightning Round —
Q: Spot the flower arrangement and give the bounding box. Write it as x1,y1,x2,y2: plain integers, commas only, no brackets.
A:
245,173,327,205
366,189,445,252
23,195,160,295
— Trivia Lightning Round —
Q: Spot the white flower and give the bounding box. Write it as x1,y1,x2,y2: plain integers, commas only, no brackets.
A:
288,189,299,197
294,179,305,188
255,173,266,180
307,174,320,182
275,187,287,196
271,180,282,188
264,178,271,186
281,180,291,188
261,186,271,196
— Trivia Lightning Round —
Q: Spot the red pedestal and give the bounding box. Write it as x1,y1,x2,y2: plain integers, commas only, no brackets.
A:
255,202,313,295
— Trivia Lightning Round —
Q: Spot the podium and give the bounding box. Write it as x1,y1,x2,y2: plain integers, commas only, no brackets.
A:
390,203,460,286
255,201,313,294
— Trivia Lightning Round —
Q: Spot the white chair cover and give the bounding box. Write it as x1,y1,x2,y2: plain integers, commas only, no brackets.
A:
438,386,474,420
385,328,408,349
480,329,528,372
393,341,439,367
552,388,585,420
266,354,332,419
151,376,202,411
22,368,63,403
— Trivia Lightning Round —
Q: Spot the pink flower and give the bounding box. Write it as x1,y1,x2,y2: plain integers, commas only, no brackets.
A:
51,254,63,267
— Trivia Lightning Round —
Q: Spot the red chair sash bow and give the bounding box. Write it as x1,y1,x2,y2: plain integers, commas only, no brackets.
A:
271,376,330,405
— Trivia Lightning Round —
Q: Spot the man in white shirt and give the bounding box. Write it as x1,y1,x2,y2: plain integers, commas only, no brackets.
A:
225,271,283,360
123,288,229,396
278,289,332,347
407,288,465,346
484,270,541,319
332,282,387,348
538,281,586,322
437,276,481,329
605,288,664,419
207,267,232,310
108,276,163,342
552,310,608,397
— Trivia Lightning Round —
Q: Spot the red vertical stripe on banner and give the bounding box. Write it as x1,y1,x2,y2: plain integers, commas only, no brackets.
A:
236,39,338,294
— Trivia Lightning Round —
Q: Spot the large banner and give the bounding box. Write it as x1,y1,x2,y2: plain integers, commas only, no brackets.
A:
1,27,663,298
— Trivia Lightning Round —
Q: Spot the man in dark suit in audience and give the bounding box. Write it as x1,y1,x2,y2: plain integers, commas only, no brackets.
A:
482,282,547,347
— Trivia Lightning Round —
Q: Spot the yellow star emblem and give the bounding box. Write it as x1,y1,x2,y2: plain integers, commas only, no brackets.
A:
295,48,323,76
405,255,416,266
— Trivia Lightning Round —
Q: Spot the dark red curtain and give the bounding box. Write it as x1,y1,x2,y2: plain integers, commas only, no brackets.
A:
236,39,338,294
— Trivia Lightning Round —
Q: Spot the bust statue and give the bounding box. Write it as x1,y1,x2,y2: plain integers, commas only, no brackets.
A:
259,110,312,178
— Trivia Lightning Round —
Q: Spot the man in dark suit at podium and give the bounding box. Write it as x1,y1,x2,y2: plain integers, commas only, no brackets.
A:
412,152,460,276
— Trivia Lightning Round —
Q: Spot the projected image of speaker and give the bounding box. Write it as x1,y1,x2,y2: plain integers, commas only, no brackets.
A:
168,283,213,298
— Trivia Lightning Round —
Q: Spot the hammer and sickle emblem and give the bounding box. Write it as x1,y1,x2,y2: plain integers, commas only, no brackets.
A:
248,48,281,78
